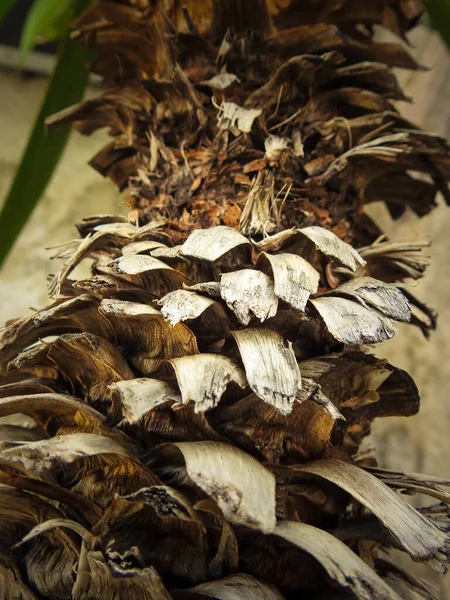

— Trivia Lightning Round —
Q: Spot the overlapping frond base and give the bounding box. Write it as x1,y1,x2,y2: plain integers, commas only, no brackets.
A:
48,0,450,249
0,216,449,599
1,0,450,598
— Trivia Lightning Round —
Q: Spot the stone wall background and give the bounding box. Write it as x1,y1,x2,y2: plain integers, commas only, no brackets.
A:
1,24,450,598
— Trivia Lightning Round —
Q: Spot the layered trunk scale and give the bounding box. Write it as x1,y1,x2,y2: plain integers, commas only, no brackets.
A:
1,1,450,598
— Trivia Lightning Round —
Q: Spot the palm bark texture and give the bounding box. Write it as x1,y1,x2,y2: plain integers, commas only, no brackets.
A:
1,1,450,598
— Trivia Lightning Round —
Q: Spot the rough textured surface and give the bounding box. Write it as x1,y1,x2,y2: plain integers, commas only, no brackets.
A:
1,20,450,597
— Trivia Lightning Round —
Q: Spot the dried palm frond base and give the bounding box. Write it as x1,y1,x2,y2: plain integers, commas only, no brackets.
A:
0,216,449,600
1,0,450,599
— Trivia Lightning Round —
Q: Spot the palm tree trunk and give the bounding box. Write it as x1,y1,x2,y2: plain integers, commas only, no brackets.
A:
1,2,450,598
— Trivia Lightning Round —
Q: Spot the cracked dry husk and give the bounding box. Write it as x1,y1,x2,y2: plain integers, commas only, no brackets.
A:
1,1,450,599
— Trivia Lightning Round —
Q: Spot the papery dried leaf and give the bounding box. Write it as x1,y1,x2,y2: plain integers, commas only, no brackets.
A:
185,573,285,599
366,467,450,505
47,332,134,410
0,489,80,597
298,226,366,271
2,0,447,595
121,240,166,256
17,517,90,547
94,222,137,236
231,328,301,414
200,73,240,90
73,547,174,600
329,277,411,322
99,298,159,319
253,227,367,271
0,425,43,443
160,290,224,326
0,403,38,425
220,270,278,325
401,289,437,339
7,343,56,374
151,245,185,262
0,485,65,529
26,543,79,598
0,377,57,398
274,522,401,600
0,433,130,476
375,558,439,600
74,274,156,303
98,299,199,366
247,51,342,110
49,230,133,297
265,135,290,161
58,453,160,507
94,490,209,584
110,378,182,424
133,220,170,242
183,282,222,297
359,238,430,282
193,498,239,578
217,102,262,134
0,294,99,368
311,296,396,344
0,553,38,600
135,398,225,447
258,252,319,311
152,441,276,532
76,215,129,236
239,170,277,236
267,22,421,69
315,131,450,200
364,171,436,218
124,484,200,523
295,460,450,569
111,254,188,296
168,354,246,412
1,294,95,336
210,391,335,463
181,227,251,264
298,378,344,421
0,459,101,525
18,516,173,600
0,393,105,430
331,61,406,100
252,229,298,253
298,351,419,420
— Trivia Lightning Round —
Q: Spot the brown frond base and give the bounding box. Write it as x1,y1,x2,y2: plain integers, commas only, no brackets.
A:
1,1,449,598
46,0,450,248
0,214,448,599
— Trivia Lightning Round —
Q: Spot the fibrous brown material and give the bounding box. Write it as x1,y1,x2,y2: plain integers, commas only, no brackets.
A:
46,0,450,248
1,1,450,598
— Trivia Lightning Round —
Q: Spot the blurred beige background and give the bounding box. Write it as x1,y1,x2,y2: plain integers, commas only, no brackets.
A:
0,75,125,322
1,23,450,598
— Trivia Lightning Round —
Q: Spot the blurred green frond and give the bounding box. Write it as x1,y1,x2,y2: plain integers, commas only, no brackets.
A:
0,0,17,24
0,0,93,267
425,0,450,50
19,0,81,58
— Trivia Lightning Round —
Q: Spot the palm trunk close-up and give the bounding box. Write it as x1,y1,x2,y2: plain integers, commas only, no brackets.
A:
2,1,450,598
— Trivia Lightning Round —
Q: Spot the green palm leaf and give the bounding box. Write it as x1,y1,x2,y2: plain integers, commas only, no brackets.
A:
0,0,92,267
0,0,17,23
426,0,450,50
19,0,77,58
